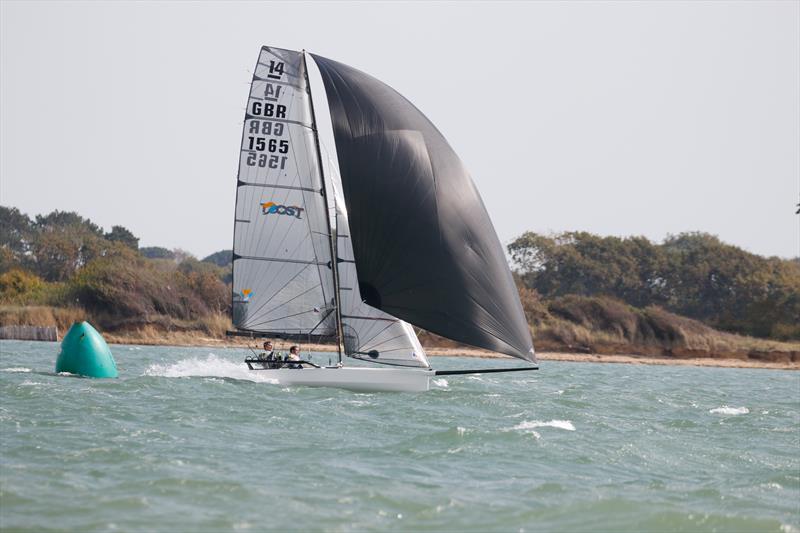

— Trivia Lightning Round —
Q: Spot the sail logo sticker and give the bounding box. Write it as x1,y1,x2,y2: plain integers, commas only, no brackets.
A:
240,289,253,301
261,201,304,220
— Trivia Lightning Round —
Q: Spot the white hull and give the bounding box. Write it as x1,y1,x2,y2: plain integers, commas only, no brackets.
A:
250,366,432,392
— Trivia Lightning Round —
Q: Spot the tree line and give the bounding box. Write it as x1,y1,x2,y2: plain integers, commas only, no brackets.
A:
508,231,800,340
2,205,797,342
0,206,232,330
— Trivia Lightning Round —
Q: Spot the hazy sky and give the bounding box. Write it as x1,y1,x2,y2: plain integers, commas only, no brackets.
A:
1,1,798,259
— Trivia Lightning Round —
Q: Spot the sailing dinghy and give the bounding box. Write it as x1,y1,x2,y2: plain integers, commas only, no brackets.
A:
227,47,536,392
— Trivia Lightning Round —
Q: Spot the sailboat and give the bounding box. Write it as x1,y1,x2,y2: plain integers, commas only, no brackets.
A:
227,46,536,392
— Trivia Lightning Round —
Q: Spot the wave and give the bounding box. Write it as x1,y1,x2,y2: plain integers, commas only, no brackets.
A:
709,406,749,415
432,378,449,388
2,368,31,373
511,420,576,432
144,354,278,384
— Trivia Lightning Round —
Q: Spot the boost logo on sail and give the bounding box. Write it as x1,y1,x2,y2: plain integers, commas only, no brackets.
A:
261,201,304,219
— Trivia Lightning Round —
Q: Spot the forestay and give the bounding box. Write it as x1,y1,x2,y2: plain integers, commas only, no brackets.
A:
311,54,535,362
232,47,336,337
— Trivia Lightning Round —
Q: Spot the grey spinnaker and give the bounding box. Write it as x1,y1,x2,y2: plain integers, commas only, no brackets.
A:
310,53,535,362
232,47,336,337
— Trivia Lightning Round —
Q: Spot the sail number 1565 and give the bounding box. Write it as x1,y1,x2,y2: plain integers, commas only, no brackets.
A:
246,152,287,169
247,136,289,153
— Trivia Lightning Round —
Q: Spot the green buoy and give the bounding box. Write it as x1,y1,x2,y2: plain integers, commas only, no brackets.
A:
55,321,118,378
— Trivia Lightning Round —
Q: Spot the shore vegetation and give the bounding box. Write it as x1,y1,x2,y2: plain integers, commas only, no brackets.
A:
1,206,797,364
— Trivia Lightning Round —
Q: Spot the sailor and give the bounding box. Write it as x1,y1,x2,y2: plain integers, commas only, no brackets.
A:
287,345,302,369
259,340,277,368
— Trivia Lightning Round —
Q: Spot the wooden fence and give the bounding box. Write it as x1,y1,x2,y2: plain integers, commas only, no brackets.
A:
0,326,59,342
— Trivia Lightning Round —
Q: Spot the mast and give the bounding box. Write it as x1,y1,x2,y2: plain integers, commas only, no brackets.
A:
302,50,343,364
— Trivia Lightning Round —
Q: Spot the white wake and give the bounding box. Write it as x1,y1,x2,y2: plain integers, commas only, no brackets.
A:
709,406,749,415
432,378,449,388
512,420,576,431
144,354,278,384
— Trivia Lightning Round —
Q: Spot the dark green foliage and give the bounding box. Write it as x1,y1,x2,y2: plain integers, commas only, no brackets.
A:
202,249,232,267
34,210,103,236
30,230,104,282
509,231,800,340
0,206,34,256
139,246,175,259
0,207,34,272
1,206,117,281
27,210,108,281
105,225,139,250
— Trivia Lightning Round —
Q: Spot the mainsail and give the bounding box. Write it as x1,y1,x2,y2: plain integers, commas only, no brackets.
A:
311,53,535,362
232,47,336,338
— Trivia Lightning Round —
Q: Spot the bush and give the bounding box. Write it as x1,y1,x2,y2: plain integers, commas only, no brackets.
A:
0,270,44,303
66,251,229,329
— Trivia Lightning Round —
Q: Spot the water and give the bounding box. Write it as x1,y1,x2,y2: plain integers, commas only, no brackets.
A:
1,340,798,532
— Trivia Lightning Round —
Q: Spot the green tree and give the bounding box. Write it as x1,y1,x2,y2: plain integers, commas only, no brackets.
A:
509,230,800,340
140,246,175,260
105,225,139,250
202,249,232,267
30,225,107,281
26,210,111,281
34,211,102,236
509,231,664,306
0,206,34,271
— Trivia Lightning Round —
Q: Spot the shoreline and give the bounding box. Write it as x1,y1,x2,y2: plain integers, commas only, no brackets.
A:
4,331,795,370
92,333,800,370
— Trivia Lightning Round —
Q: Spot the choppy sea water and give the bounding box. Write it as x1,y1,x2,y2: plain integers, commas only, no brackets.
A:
1,340,798,532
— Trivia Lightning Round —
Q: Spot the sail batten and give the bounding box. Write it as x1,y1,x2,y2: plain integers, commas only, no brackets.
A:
311,53,535,362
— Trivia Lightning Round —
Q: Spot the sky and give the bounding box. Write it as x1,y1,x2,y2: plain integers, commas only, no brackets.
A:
1,1,798,259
